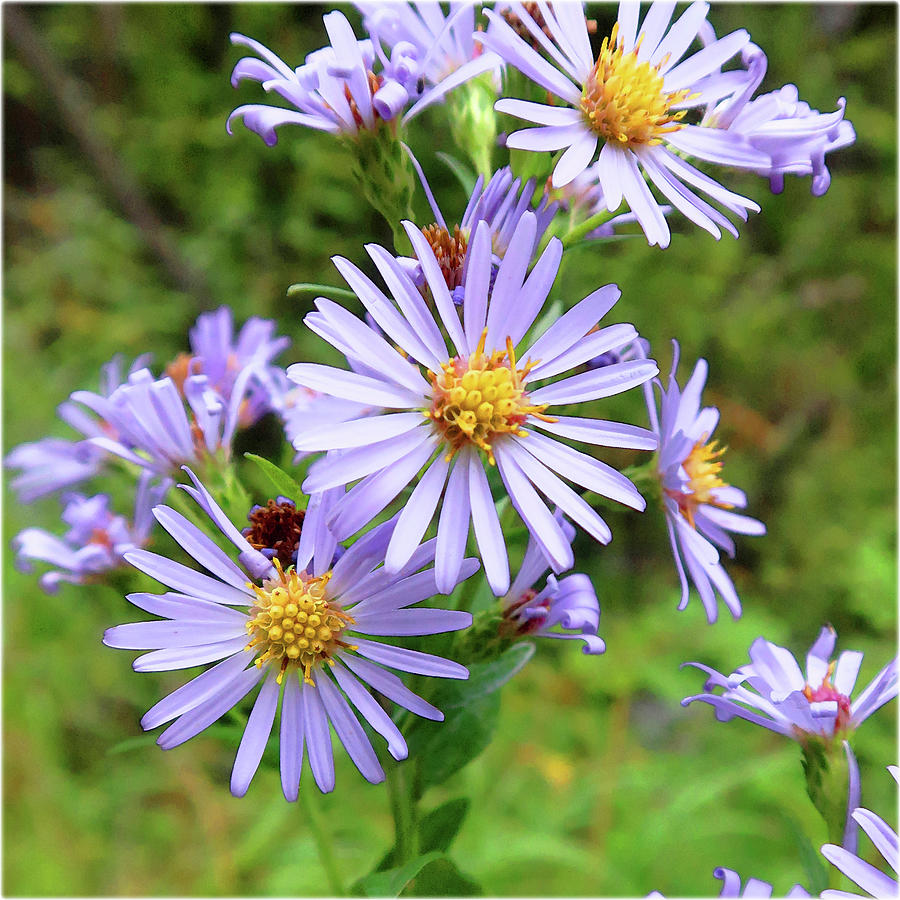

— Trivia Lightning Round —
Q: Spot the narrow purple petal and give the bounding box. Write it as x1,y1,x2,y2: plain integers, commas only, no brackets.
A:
231,670,280,797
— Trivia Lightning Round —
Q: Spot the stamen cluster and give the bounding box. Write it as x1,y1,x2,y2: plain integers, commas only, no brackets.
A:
422,223,469,291
673,438,733,527
242,498,306,569
580,24,692,146
245,562,353,685
803,660,853,732
426,332,548,465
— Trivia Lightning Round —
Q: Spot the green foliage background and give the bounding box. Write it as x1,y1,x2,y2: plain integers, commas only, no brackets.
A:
3,3,896,896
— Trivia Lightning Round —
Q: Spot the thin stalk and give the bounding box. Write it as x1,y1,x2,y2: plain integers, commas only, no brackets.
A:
299,786,346,896
561,208,616,247
386,760,419,865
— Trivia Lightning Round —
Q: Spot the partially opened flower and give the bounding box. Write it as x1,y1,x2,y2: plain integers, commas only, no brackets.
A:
501,513,605,654
478,1,772,246
229,11,422,145
641,340,765,623
104,469,476,799
72,365,263,480
682,626,898,741
648,866,809,898
697,37,856,196
288,212,658,597
401,154,558,297
14,473,169,593
821,767,899,899
357,1,503,121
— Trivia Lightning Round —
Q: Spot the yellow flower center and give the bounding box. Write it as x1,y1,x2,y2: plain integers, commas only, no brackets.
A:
245,561,354,685
672,438,733,527
580,23,694,146
425,330,552,465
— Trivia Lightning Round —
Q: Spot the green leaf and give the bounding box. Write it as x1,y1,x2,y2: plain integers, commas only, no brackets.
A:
405,857,481,897
436,642,535,709
409,692,500,790
377,798,471,871
286,282,358,302
782,813,829,896
243,453,304,503
354,852,442,897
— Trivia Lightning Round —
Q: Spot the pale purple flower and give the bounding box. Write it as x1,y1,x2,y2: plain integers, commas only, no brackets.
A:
71,364,264,479
648,866,809,898
400,150,559,292
502,513,605,654
682,626,899,741
698,34,855,196
478,1,772,246
357,1,503,122
228,11,418,145
174,306,289,428
822,767,899,899
104,468,476,800
5,353,151,501
14,473,169,593
288,212,658,597
641,339,765,623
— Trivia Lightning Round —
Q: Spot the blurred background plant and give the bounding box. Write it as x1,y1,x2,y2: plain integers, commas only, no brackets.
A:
3,3,896,896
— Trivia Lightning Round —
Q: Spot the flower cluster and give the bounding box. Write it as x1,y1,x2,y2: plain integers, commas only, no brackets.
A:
11,4,886,898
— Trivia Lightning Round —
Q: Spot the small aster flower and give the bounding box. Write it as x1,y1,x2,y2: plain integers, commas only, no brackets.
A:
478,1,772,246
165,306,290,429
357,1,503,121
501,513,605,654
5,353,151,502
682,626,899,741
640,339,765,623
104,468,476,799
402,150,558,295
648,866,809,898
229,11,417,145
14,473,169,593
289,212,658,597
821,767,899,900
71,364,266,480
697,37,856,197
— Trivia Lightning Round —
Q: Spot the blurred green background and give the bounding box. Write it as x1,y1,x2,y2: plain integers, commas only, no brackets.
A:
3,3,896,896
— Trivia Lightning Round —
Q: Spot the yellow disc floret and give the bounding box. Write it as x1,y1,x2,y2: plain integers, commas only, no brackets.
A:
425,329,554,465
245,560,354,685
580,23,695,146
673,438,734,527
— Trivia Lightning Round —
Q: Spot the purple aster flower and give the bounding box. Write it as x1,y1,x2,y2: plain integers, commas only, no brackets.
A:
5,352,151,502
288,212,658,597
71,365,262,479
682,626,898,741
696,34,855,197
165,306,290,429
501,513,605,654
14,472,169,593
478,1,772,247
400,149,559,292
281,383,376,461
357,1,503,122
822,767,899,899
648,866,809,898
228,11,419,145
104,468,476,799
640,340,765,623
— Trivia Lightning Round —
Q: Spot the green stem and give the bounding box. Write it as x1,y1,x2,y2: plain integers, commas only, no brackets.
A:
299,786,346,896
562,208,616,247
386,760,419,865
